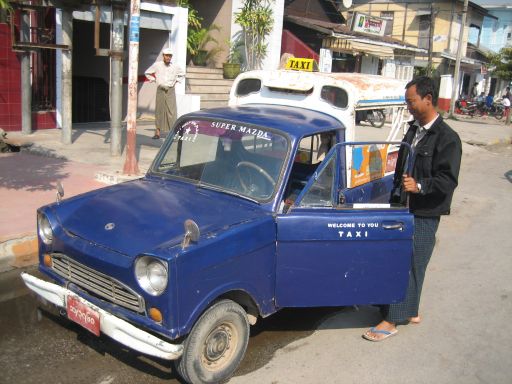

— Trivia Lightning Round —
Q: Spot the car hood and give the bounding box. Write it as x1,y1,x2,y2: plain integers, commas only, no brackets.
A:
51,178,267,257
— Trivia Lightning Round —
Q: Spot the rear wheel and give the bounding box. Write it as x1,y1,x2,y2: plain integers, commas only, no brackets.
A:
495,108,504,120
369,110,385,128
175,300,250,384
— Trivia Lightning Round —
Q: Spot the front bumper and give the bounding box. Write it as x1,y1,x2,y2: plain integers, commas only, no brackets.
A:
21,272,183,360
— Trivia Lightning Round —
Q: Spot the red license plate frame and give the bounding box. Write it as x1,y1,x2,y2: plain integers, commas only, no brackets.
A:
66,295,100,336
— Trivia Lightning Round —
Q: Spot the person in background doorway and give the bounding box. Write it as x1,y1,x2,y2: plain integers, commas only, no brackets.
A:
476,92,485,107
145,48,184,139
470,82,478,100
363,76,462,342
485,93,494,108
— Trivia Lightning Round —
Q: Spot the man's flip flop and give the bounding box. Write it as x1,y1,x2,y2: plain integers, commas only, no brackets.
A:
362,327,398,342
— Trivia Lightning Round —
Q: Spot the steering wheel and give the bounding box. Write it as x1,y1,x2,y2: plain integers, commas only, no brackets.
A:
236,161,276,196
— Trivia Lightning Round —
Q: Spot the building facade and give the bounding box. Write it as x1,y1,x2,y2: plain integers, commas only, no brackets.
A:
345,0,491,97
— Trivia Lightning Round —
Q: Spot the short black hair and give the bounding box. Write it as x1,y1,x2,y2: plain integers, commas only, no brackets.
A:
405,76,439,106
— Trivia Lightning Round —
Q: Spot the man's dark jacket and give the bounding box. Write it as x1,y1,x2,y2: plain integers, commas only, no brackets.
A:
390,116,462,216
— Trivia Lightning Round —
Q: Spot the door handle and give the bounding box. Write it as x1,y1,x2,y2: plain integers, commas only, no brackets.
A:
382,222,404,231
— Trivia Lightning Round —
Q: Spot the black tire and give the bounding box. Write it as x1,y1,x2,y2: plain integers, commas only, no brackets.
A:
369,110,385,128
175,300,250,384
495,109,504,120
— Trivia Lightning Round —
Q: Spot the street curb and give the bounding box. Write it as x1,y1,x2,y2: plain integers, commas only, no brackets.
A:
0,235,38,273
464,136,512,147
487,136,512,146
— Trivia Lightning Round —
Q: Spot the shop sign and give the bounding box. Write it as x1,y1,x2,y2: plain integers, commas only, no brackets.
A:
352,13,387,36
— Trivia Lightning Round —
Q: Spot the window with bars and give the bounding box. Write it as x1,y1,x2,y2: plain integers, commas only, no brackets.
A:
380,11,394,37
418,14,430,50
31,8,56,111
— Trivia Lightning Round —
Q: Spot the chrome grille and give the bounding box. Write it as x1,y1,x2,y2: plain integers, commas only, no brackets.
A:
51,253,145,313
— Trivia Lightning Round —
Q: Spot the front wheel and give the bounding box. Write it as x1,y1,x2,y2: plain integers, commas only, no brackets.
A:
175,300,250,384
369,110,385,128
476,107,486,117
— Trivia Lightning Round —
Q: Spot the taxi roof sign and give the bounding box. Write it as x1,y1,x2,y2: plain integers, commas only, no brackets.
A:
285,58,318,72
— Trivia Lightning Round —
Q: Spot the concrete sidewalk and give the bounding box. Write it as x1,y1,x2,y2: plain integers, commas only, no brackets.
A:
0,121,163,272
0,116,511,272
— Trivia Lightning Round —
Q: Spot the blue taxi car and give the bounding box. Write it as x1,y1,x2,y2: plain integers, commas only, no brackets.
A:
22,104,413,384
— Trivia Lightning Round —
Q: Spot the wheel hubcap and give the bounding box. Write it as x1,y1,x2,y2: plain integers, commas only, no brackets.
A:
206,326,230,361
202,323,238,370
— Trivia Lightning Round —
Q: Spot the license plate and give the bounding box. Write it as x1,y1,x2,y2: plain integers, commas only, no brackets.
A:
67,295,100,336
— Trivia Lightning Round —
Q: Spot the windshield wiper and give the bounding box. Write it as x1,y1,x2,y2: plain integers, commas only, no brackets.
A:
196,183,259,203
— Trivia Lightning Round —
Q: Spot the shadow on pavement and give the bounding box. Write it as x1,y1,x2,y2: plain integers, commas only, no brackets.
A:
0,153,69,191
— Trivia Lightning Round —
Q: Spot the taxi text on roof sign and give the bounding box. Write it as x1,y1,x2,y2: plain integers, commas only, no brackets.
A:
285,58,318,72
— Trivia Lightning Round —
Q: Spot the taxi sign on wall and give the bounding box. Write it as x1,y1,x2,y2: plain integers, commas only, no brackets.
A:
351,144,389,187
285,58,318,72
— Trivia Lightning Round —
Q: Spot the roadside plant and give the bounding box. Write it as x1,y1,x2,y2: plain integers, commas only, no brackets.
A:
187,24,221,66
234,0,274,70
226,38,243,65
176,0,201,30
177,0,222,66
487,47,512,82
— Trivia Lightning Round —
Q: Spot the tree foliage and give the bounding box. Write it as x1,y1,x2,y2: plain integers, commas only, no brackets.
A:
234,0,273,70
176,0,201,30
487,47,512,82
177,0,221,65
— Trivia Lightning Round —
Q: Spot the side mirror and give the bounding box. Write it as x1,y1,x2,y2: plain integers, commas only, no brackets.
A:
181,219,200,250
56,181,64,203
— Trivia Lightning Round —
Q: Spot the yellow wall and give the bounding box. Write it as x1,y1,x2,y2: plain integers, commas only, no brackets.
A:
344,1,485,63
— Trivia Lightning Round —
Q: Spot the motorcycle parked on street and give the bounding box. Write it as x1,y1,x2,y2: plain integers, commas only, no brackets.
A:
476,101,505,120
455,97,478,117
356,109,386,128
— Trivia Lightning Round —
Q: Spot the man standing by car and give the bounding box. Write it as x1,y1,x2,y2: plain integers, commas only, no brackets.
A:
363,76,462,341
145,48,184,139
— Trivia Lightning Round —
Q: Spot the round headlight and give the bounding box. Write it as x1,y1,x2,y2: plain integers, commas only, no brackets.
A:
38,213,53,245
135,256,168,296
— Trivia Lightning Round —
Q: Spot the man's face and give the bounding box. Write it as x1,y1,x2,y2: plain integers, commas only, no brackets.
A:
405,84,432,123
163,54,172,64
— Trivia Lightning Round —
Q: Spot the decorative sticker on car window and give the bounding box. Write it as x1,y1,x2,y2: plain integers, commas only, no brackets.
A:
173,121,199,143
350,144,388,187
174,120,274,143
209,121,272,141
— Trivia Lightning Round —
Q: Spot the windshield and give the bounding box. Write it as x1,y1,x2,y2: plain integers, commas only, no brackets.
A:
152,119,289,201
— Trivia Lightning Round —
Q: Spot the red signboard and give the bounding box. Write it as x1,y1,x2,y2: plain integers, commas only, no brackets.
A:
67,295,100,336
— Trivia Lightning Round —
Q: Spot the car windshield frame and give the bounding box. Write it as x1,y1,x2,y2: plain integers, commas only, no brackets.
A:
150,118,291,203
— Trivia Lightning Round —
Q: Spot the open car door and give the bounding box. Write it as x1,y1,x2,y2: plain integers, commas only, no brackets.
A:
275,142,413,307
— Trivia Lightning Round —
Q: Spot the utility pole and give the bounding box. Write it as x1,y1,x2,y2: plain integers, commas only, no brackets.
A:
123,0,140,175
61,8,73,144
427,4,436,77
449,0,469,119
20,10,31,135
110,3,125,156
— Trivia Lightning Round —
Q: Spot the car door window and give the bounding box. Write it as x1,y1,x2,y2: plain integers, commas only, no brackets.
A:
298,153,336,208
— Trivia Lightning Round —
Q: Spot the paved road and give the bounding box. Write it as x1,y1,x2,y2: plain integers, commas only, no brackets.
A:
0,266,346,384
1,125,511,384
228,140,512,384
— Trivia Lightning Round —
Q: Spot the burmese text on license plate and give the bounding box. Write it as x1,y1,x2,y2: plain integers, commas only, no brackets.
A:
67,295,100,336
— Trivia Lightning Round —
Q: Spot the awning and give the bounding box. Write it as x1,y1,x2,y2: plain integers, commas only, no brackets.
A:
440,52,483,66
351,41,394,58
323,38,395,58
